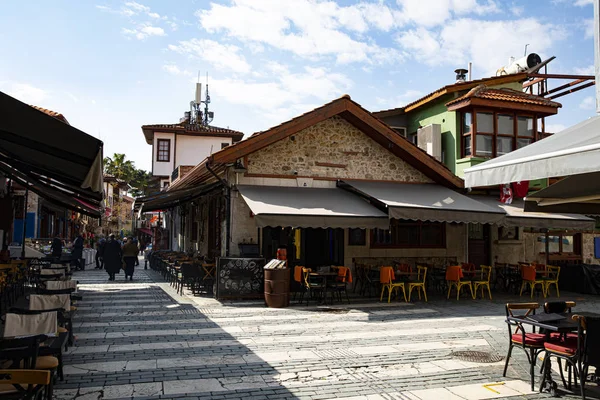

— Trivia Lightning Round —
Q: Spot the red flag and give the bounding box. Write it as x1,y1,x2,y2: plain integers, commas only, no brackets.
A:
500,184,513,204
512,181,529,198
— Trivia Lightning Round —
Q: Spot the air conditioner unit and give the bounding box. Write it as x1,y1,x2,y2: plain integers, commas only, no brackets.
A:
390,126,407,137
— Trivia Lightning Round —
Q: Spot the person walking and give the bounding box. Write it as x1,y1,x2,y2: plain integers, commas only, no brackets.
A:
50,237,62,261
71,232,84,271
95,236,106,269
132,237,140,266
103,234,122,281
122,238,139,281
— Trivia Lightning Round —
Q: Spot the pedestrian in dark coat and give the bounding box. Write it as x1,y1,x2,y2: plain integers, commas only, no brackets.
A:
122,238,139,281
71,233,84,270
104,234,123,281
50,237,62,260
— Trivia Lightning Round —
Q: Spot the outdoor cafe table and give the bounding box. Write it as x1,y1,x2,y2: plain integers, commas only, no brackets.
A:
507,312,600,395
309,272,339,304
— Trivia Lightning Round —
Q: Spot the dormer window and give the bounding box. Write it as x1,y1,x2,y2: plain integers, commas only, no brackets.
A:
461,110,536,158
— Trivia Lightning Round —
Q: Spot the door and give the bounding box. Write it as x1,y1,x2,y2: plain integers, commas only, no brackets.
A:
468,224,490,267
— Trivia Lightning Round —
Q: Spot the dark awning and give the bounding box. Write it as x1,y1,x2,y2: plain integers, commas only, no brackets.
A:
237,185,389,229
0,91,104,201
339,180,505,224
0,160,102,217
136,182,221,213
474,197,595,230
524,172,600,215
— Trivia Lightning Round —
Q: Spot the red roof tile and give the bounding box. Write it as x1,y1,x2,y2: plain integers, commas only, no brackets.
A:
141,123,244,144
445,85,562,108
30,105,69,124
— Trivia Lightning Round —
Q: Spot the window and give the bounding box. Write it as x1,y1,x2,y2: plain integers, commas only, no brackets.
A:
221,142,229,149
156,139,170,162
348,228,366,246
538,233,582,255
461,111,537,158
371,220,445,248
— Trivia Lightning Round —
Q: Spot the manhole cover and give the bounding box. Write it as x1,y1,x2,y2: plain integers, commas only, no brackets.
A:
451,351,503,363
318,308,349,314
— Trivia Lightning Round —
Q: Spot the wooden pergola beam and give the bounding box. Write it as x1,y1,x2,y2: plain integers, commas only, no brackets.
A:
548,81,596,100
542,79,586,96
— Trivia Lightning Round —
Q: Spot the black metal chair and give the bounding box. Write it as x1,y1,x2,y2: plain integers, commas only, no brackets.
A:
504,302,544,391
540,315,600,399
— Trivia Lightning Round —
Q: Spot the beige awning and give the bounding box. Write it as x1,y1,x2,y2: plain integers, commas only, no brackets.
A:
474,197,595,230
340,180,505,224
237,185,389,229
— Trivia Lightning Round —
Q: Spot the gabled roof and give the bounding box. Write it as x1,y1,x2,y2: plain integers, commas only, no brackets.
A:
189,95,463,189
141,123,244,144
373,73,529,117
446,84,561,114
30,105,69,124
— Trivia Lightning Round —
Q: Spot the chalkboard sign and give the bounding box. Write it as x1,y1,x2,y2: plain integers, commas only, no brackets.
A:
216,258,266,300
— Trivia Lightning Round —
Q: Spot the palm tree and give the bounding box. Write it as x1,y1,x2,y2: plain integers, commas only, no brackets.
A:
104,153,135,182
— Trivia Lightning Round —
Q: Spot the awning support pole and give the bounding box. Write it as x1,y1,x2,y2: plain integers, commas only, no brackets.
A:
545,230,550,266
21,187,28,258
206,162,230,257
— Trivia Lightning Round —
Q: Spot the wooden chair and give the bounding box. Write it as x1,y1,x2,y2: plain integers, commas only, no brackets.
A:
446,265,473,300
503,302,543,391
380,266,406,303
407,265,427,302
542,265,561,297
520,265,545,298
0,369,51,400
473,265,492,300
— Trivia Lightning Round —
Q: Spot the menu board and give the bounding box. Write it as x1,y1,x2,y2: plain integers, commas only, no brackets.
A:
216,257,266,300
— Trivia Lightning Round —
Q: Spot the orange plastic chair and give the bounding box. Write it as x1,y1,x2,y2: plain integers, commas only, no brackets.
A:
519,265,545,298
380,266,406,303
446,265,473,300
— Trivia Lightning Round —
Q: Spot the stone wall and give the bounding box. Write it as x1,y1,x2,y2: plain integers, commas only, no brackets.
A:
247,116,433,183
583,233,600,265
490,229,544,265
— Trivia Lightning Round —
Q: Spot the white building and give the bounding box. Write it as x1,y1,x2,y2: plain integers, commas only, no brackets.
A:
141,122,243,189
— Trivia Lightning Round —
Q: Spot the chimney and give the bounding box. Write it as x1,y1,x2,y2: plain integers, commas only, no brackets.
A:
454,68,468,83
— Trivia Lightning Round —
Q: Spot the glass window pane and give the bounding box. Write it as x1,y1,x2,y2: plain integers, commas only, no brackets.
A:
463,136,472,156
476,112,494,133
497,114,514,135
563,236,574,253
475,135,493,157
497,136,513,156
517,138,531,149
463,112,472,134
548,236,560,253
517,116,534,137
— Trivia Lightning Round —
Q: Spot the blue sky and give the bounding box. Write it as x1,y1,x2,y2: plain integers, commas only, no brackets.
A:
0,0,596,171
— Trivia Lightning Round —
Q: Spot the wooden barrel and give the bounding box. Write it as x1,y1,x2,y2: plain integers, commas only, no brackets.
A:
264,268,290,308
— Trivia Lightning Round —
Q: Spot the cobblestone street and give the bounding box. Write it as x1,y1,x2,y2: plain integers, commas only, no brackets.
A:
54,265,600,400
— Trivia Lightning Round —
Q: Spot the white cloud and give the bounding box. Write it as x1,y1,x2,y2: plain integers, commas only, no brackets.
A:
207,66,352,124
376,89,424,107
584,18,594,39
397,18,566,75
580,96,595,110
0,82,49,104
122,25,165,40
197,0,402,65
395,0,499,28
162,64,181,75
148,12,160,19
510,5,524,16
168,39,251,74
573,65,594,75
575,0,593,6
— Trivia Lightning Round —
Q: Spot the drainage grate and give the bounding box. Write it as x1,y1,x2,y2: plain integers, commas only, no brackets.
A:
451,350,503,363
318,308,350,314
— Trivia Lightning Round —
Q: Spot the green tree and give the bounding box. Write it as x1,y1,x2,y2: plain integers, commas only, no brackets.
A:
103,153,157,198
104,153,136,182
